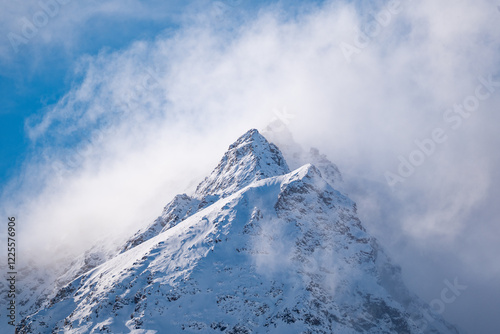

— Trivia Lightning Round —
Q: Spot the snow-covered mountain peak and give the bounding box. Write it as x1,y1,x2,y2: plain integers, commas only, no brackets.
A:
261,122,343,188
194,129,290,199
284,163,321,182
11,128,461,334
228,128,265,149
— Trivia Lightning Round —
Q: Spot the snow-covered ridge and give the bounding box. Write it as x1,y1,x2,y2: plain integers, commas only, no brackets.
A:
122,129,291,253
262,120,343,187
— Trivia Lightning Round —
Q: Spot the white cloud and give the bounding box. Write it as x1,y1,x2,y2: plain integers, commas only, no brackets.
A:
1,0,500,331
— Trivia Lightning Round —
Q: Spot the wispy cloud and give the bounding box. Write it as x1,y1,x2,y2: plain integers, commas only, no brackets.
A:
1,0,499,332
0,0,192,61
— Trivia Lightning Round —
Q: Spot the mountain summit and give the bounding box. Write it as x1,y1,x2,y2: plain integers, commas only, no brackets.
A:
16,129,460,334
121,129,290,252
194,129,290,199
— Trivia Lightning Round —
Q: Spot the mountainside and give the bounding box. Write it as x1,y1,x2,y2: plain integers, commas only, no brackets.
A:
14,129,460,333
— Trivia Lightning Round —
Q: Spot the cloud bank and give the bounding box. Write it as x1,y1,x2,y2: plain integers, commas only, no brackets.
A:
1,0,499,332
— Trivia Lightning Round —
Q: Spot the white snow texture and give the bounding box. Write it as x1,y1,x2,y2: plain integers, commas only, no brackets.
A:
5,129,460,334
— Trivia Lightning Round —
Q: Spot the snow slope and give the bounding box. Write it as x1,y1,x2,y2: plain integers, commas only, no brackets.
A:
16,129,460,334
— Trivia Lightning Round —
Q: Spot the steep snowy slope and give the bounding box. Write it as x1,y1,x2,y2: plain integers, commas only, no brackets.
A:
17,129,460,334
122,128,290,253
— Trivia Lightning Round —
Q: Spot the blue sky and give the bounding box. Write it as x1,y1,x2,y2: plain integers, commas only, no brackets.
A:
0,0,194,185
1,0,500,333
0,0,332,184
